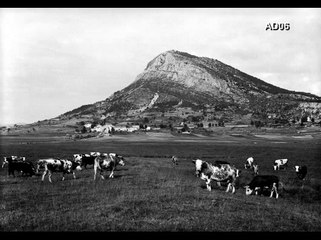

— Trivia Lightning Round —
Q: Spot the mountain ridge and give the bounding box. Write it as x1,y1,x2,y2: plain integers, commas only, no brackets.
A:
42,50,321,128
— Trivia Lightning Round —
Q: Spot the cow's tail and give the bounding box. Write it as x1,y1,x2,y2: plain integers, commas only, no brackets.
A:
279,181,288,193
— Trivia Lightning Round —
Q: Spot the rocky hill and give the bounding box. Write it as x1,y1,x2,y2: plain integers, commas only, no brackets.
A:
14,50,321,134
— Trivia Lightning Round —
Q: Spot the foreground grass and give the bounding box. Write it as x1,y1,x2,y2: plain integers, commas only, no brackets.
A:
1,137,321,231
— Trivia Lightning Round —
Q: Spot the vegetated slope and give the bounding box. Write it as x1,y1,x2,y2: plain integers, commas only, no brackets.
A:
49,50,321,125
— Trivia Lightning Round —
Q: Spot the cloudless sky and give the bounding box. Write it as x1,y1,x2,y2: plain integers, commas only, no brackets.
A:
1,8,320,125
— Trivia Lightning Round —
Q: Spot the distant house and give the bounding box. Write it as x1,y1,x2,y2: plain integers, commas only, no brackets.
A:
202,120,219,128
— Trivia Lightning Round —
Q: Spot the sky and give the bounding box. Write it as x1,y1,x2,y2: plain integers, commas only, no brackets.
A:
1,8,320,125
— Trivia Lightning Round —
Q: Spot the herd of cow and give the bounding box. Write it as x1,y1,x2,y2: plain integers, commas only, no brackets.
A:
2,153,308,199
1,152,125,183
191,156,308,199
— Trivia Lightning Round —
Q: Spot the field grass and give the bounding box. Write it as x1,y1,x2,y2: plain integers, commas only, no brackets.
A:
1,135,321,231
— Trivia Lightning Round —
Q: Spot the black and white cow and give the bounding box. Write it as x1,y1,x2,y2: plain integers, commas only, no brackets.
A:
244,157,254,169
192,159,238,193
214,160,240,178
294,165,307,180
7,158,35,177
38,158,82,183
2,156,26,168
172,156,178,166
244,175,279,199
73,153,98,169
93,153,125,180
273,159,288,171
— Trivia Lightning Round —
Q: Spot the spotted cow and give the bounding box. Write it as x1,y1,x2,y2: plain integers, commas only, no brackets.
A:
244,175,279,199
73,153,98,169
192,159,238,193
93,153,125,180
38,158,82,183
273,159,288,171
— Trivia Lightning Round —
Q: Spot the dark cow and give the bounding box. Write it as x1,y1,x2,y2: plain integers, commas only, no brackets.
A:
172,156,178,166
295,165,307,180
244,175,279,199
7,159,35,177
2,156,26,168
93,153,125,180
38,158,82,183
73,153,98,169
192,159,238,193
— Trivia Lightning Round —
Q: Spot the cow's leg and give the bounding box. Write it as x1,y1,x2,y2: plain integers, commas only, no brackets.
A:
62,172,65,181
108,170,114,178
41,170,47,181
72,171,76,179
217,182,222,188
205,179,211,191
270,183,278,198
48,171,52,183
226,182,231,192
231,182,236,194
100,170,105,180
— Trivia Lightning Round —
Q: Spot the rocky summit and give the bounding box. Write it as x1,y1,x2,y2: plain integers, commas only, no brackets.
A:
11,50,321,135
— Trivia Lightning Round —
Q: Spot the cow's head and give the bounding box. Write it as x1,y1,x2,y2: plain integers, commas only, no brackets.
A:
117,155,125,166
294,165,300,172
244,185,253,195
192,159,204,177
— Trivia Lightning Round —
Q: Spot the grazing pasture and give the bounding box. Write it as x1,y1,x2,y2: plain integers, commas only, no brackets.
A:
0,135,321,231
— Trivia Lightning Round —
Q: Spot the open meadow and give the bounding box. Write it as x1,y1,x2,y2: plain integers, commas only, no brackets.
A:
1,133,321,231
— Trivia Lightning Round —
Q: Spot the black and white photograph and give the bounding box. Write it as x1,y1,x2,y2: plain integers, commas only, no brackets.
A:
1,8,321,231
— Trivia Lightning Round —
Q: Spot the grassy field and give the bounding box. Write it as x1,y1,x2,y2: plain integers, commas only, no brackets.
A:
1,134,321,231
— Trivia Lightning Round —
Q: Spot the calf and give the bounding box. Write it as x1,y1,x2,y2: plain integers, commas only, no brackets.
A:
295,165,307,180
7,160,35,177
39,158,82,183
93,153,125,180
244,175,279,199
273,159,288,171
192,159,238,193
244,157,254,169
